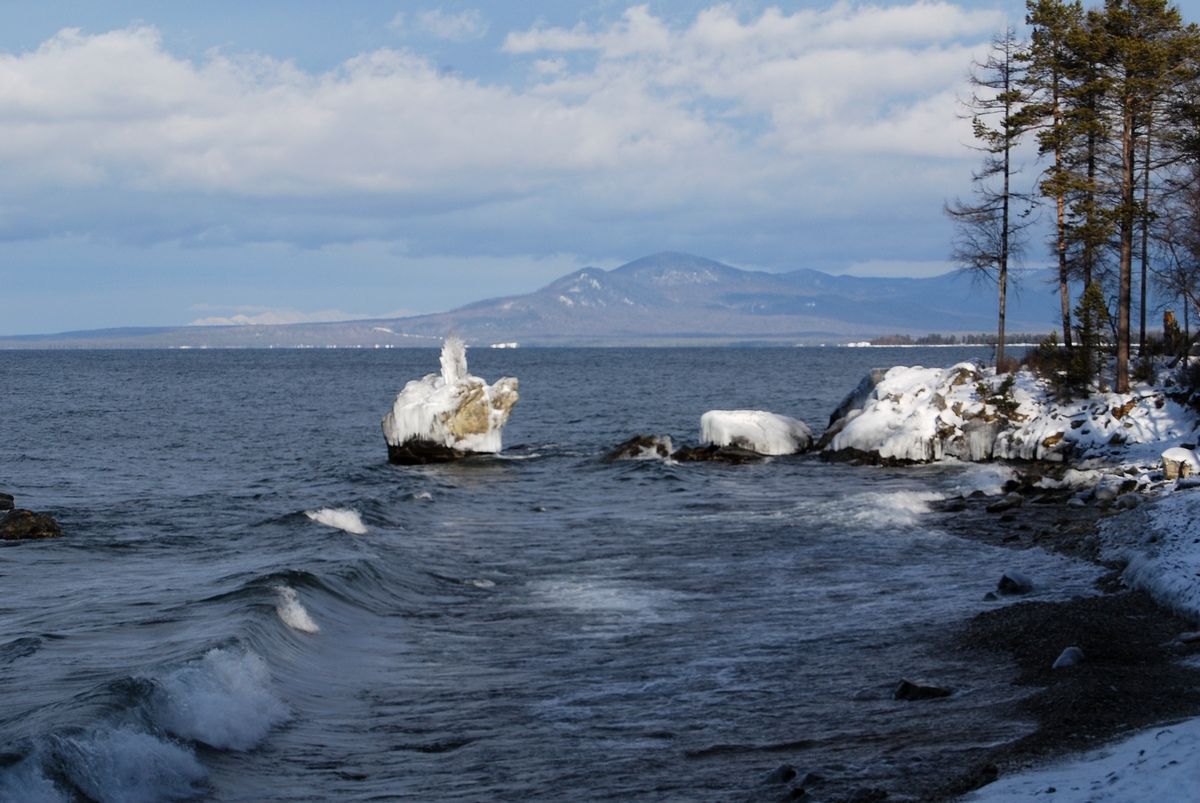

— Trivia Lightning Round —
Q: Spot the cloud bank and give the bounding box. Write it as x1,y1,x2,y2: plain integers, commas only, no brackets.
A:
0,3,1002,269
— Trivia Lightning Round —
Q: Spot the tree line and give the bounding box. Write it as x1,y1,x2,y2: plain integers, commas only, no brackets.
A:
947,0,1200,392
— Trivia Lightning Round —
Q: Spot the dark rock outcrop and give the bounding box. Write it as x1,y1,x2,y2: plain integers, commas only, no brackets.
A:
1,509,63,540
387,439,471,465
604,435,673,461
671,444,764,464
0,493,13,512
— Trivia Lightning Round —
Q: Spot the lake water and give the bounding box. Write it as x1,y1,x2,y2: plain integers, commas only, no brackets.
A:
0,347,1101,801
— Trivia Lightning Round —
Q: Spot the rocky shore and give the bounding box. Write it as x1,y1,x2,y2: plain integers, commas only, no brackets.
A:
755,357,1200,802
922,476,1200,801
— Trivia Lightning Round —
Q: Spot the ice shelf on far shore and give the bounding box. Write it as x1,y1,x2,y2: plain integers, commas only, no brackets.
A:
700,410,812,455
381,337,518,463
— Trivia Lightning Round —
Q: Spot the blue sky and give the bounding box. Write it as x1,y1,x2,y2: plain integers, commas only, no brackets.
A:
1,1,1196,334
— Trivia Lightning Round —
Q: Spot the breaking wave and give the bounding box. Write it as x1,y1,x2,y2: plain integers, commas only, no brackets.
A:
145,648,289,751
305,507,368,534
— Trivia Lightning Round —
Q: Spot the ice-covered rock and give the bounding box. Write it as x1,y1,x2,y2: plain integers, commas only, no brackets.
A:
700,410,812,456
823,362,1197,465
381,337,518,464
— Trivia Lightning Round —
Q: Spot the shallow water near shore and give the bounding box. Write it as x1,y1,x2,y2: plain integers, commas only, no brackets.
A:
1,347,1105,801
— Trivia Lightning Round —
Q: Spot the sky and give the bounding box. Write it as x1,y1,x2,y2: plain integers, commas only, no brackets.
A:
2,0,1198,335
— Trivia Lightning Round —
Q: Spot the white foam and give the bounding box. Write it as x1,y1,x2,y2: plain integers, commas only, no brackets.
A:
52,727,205,803
305,507,367,534
147,648,289,751
842,490,944,527
0,758,67,803
947,462,1017,497
273,586,319,634
411,491,434,501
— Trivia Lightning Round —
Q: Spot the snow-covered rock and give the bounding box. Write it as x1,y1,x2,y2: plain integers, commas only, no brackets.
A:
1161,447,1200,480
700,410,812,456
823,362,1196,465
381,337,518,464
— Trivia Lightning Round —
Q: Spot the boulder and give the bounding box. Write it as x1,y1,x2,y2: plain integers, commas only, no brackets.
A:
605,435,673,461
0,492,13,512
1052,646,1085,669
893,679,952,701
700,410,812,456
0,509,63,540
382,337,518,465
997,570,1033,595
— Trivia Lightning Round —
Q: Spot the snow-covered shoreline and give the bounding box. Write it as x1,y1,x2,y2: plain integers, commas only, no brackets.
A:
839,360,1200,801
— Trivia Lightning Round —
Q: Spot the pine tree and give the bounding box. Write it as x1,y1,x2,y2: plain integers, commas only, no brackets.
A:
1099,0,1191,391
946,27,1032,370
1073,281,1113,387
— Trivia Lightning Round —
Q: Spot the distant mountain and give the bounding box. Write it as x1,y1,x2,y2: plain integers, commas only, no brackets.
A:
0,252,1062,348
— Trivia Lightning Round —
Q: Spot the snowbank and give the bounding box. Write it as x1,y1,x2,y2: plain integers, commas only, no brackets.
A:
1101,486,1200,621
823,362,1195,464
381,337,518,464
963,718,1200,801
700,410,812,455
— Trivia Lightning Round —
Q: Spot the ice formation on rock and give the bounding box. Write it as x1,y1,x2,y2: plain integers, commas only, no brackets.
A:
700,410,812,456
822,362,1196,465
381,337,519,464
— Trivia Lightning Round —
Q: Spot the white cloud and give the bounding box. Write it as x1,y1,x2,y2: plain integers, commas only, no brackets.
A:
414,9,489,41
0,4,1005,268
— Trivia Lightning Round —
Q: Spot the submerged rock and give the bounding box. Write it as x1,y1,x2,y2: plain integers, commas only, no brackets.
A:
381,337,518,465
763,764,797,785
605,435,674,461
893,679,952,701
700,410,812,456
0,509,63,540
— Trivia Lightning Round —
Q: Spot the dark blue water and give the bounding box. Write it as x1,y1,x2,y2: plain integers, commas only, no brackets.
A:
0,348,1100,802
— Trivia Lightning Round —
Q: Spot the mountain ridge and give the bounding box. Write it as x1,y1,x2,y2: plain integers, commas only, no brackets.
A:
0,252,1060,348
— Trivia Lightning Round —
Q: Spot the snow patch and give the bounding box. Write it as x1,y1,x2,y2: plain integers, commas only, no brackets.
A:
963,718,1200,802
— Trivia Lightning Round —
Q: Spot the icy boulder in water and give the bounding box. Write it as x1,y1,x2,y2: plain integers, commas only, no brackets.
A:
700,410,812,456
381,337,519,464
